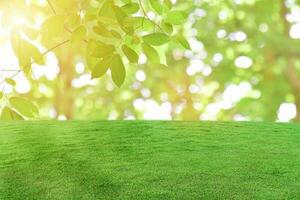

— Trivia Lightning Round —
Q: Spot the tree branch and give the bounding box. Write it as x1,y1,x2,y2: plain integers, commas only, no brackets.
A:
0,40,70,86
138,0,163,31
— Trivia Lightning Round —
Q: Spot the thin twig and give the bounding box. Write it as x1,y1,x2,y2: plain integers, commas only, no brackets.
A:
138,0,163,31
46,0,57,15
0,69,20,72
42,39,70,56
0,40,70,86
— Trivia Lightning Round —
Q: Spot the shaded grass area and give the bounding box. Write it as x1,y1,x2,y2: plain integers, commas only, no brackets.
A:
1,121,300,199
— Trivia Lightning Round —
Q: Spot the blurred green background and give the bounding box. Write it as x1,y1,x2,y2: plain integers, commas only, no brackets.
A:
1,0,300,122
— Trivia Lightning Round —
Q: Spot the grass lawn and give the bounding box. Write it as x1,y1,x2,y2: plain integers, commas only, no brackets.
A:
1,121,300,199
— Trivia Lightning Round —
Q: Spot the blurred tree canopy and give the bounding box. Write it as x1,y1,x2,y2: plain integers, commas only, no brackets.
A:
0,0,300,122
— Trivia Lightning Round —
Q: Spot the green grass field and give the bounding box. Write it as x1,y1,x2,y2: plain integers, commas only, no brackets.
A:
1,121,300,199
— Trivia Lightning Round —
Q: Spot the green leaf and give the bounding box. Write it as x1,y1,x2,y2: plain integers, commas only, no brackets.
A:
11,31,32,69
5,78,16,86
91,56,112,79
110,54,126,87
10,97,38,118
164,0,173,9
142,33,170,46
0,91,3,99
86,39,99,70
122,45,139,63
21,26,39,40
0,107,23,120
93,22,113,38
27,41,44,65
113,5,133,34
71,25,87,45
92,44,115,59
162,23,173,35
165,11,186,25
19,40,32,69
110,30,122,39
41,15,65,39
132,35,141,44
99,0,115,18
56,0,73,9
174,35,191,50
142,43,160,63
118,16,135,35
122,3,140,14
66,14,81,30
149,0,163,14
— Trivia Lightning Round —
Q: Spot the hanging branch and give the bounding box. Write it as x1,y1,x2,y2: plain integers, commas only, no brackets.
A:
0,39,70,86
138,0,163,31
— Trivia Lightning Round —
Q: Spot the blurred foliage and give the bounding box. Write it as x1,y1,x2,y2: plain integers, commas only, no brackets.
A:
0,0,300,121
